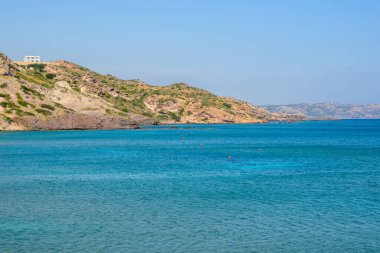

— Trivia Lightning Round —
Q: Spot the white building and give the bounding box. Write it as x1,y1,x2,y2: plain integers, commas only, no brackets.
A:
24,56,41,63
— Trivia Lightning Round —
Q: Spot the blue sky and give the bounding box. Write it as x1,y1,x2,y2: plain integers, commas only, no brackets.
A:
1,0,379,105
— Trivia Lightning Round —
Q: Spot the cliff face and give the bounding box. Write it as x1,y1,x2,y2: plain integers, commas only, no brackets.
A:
0,52,303,130
263,103,380,119
0,53,12,76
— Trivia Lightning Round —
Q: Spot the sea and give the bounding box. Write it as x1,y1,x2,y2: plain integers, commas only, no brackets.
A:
0,120,379,252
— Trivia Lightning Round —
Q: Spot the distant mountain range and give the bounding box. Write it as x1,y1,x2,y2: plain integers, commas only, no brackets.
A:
263,103,380,119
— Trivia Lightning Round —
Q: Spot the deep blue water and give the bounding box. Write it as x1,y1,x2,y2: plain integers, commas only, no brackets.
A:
0,120,379,252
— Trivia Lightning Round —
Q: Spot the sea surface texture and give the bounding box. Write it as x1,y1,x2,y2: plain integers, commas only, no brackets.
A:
1,120,379,252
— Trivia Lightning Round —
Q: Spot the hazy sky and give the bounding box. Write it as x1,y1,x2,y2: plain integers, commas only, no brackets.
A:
2,0,379,105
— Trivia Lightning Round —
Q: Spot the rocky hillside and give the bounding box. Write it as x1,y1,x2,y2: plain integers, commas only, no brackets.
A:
264,103,380,119
0,52,302,130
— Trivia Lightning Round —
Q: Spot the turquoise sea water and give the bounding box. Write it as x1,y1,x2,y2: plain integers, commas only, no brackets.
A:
0,120,379,252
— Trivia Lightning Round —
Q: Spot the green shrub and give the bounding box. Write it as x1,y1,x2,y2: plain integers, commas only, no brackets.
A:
223,102,232,109
130,98,145,108
16,93,28,107
27,64,45,71
2,115,14,124
178,108,185,116
45,73,56,79
15,110,35,116
26,111,35,116
0,93,11,100
4,101,19,110
53,102,68,110
168,112,181,122
36,108,53,116
187,110,192,116
21,85,44,99
0,83,7,88
114,96,127,108
41,104,55,111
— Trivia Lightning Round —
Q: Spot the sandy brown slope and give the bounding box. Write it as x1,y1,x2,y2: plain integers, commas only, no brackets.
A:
0,52,303,130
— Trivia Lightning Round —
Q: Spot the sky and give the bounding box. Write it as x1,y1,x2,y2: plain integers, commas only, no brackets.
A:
1,0,379,105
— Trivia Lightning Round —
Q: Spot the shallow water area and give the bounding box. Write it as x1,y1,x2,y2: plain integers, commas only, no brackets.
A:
1,120,379,252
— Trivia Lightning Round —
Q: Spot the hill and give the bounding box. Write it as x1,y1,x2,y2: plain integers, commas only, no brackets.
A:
263,103,380,119
0,52,302,130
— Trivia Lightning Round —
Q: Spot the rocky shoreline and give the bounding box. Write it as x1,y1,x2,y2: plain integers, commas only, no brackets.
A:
13,113,156,130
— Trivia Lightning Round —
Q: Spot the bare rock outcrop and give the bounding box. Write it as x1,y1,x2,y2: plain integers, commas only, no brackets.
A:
0,53,13,76
15,113,156,130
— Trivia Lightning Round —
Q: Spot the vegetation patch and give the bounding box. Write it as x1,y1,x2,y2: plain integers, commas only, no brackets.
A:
151,90,160,95
0,93,11,100
142,112,153,117
27,64,45,71
2,102,34,116
158,97,174,105
15,110,35,116
45,73,56,79
21,85,44,99
41,104,55,111
2,101,19,110
16,71,52,88
36,108,53,116
131,97,145,108
168,112,181,122
16,93,29,107
113,96,128,108
110,95,149,114
223,102,232,109
0,83,8,88
169,83,188,90
105,109,119,115
2,115,14,124
156,114,169,121
72,86,81,92
53,102,71,111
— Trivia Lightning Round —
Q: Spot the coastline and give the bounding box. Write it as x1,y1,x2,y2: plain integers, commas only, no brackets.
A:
0,118,353,132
